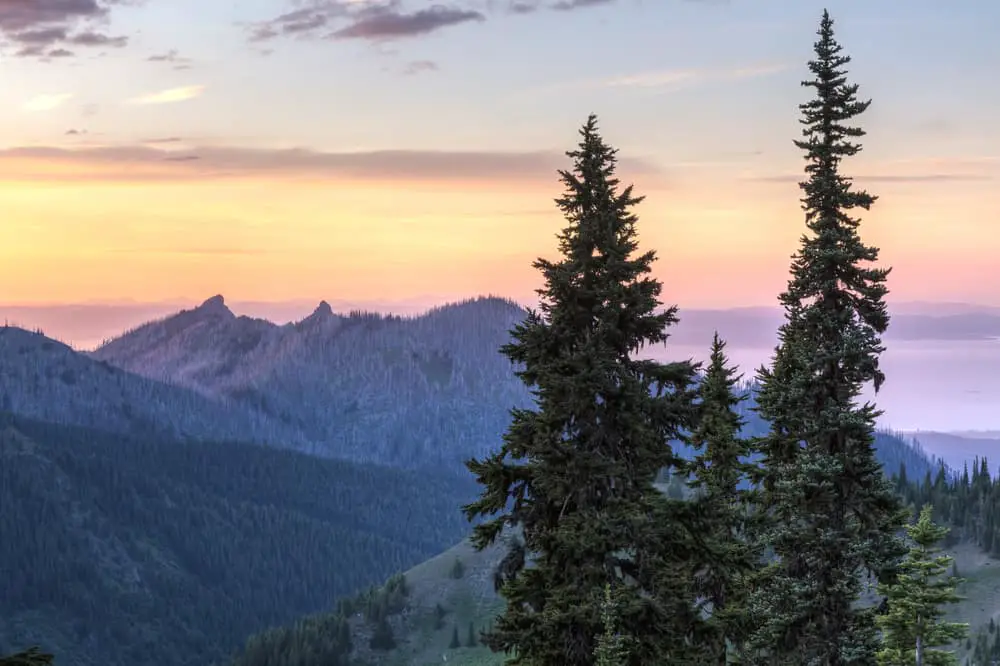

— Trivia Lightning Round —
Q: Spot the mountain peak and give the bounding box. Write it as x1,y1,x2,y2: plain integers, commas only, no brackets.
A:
195,295,233,318
295,300,338,330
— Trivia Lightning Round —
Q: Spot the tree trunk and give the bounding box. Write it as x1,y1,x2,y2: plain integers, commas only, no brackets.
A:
915,632,923,666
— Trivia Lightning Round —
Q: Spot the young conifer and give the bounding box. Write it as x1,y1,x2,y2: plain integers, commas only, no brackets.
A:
876,505,968,666
687,333,760,663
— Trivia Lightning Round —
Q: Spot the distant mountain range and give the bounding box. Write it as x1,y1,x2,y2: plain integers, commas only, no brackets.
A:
0,294,950,478
900,430,1000,474
89,295,531,469
3,299,1000,351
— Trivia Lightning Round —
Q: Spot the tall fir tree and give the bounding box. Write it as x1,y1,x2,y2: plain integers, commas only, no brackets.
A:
747,10,908,665
463,115,702,666
686,333,761,663
875,505,968,666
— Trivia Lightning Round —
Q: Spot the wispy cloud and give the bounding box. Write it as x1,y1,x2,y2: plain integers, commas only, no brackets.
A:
0,144,663,184
519,61,789,99
750,173,994,184
23,93,74,111
402,59,438,75
247,0,620,46
331,6,485,40
247,1,485,43
603,62,788,89
499,0,619,14
744,155,1000,184
147,49,194,70
127,85,206,105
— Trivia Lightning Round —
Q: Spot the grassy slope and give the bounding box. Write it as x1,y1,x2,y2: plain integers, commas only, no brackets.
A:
338,538,1000,666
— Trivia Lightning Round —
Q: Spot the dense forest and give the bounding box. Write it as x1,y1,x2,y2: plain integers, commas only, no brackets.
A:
0,414,477,666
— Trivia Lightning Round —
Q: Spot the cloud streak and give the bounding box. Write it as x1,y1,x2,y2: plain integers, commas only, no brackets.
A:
747,173,995,184
603,62,789,89
24,93,74,111
248,1,485,42
127,85,206,105
0,143,663,184
331,6,485,40
248,0,617,45
147,48,193,69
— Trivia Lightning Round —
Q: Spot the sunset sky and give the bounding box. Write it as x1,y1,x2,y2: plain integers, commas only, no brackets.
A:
0,0,997,309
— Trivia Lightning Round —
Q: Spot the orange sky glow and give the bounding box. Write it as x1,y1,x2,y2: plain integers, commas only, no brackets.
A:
1,149,996,309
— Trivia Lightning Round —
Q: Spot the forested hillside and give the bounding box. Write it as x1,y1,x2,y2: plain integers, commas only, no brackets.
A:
93,295,535,469
0,414,477,666
0,325,307,449
91,297,944,479
223,456,963,666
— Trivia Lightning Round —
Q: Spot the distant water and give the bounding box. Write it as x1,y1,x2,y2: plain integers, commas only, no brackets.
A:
650,339,1000,433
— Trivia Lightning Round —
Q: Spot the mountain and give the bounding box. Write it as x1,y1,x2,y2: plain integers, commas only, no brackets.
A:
0,324,307,448
91,295,532,471
904,430,1000,473
0,414,477,666
91,296,948,476
6,300,1000,353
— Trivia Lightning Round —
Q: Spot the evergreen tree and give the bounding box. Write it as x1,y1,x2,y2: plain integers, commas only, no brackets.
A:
450,557,465,579
463,115,701,666
686,333,761,663
876,505,968,666
747,10,908,665
449,625,461,650
594,583,631,666
369,616,396,651
433,603,447,630
467,621,478,647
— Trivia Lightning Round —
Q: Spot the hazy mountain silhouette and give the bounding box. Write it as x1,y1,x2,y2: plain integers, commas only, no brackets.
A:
0,324,307,448
4,299,999,353
91,295,532,469
85,295,946,476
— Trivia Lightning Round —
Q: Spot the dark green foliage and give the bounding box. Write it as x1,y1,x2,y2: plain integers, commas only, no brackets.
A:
369,617,396,651
594,583,631,666
876,505,967,665
0,647,54,666
231,614,353,666
748,10,908,664
686,334,762,662
433,604,447,631
0,414,473,666
464,115,701,665
897,458,1000,560
450,557,466,579
228,574,413,666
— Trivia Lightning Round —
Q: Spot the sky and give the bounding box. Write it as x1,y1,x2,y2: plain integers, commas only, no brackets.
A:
0,0,998,309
